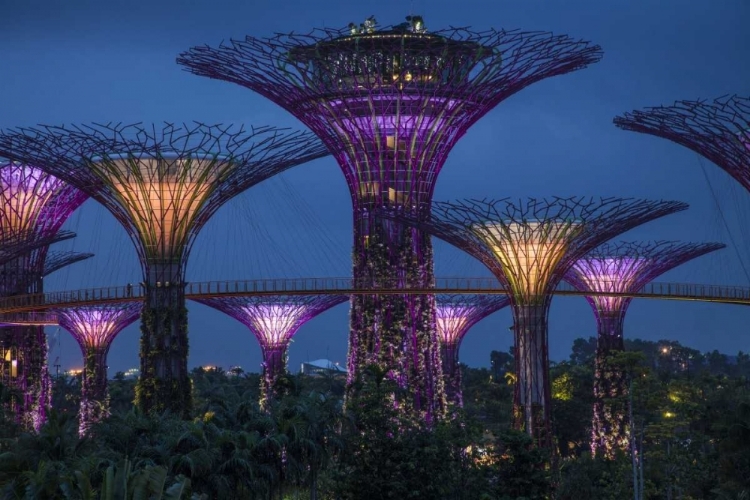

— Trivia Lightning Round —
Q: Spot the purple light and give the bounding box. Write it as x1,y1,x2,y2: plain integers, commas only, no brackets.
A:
435,306,472,346
56,304,142,435
435,295,509,408
177,23,604,423
0,163,87,431
566,241,725,459
196,295,347,409
0,163,87,240
241,303,313,348
570,256,649,312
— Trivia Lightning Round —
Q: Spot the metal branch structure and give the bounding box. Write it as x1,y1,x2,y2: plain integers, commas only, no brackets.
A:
0,162,87,430
194,294,347,409
435,293,509,406
379,196,688,447
178,16,602,422
0,231,76,268
55,303,142,436
614,95,750,190
0,122,328,417
42,251,94,278
564,240,724,458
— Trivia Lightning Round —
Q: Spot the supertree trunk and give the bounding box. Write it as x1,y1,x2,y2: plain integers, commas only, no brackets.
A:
347,213,444,423
260,344,288,411
440,341,462,407
13,325,49,431
79,345,109,436
591,311,629,458
135,263,191,417
512,298,552,449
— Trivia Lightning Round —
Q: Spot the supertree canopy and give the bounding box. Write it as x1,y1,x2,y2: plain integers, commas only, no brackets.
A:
0,162,88,430
614,95,750,190
178,15,603,422
0,122,328,417
435,293,509,406
55,303,142,436
194,294,347,409
565,240,724,458
378,196,688,447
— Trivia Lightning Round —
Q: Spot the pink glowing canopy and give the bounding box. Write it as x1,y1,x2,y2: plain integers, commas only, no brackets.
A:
0,163,79,237
195,295,348,349
435,295,510,345
567,241,725,314
56,304,143,350
570,256,650,311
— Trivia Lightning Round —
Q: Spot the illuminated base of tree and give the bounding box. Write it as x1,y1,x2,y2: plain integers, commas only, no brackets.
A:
1,326,50,431
134,285,192,418
441,343,463,407
346,216,445,424
591,340,630,459
259,344,288,411
79,345,111,436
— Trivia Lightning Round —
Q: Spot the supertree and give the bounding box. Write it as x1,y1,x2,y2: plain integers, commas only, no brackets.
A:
0,122,328,416
194,294,348,409
378,196,688,447
435,294,510,406
564,240,724,458
614,95,750,190
0,162,88,430
177,15,603,421
55,303,142,435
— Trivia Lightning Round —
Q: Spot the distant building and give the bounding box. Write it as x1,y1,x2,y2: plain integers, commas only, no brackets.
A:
301,359,347,376
123,368,140,379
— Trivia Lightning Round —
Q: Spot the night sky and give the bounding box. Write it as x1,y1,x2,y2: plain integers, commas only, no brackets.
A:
1,0,749,375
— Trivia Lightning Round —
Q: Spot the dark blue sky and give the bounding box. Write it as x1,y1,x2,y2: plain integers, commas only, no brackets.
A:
1,0,749,375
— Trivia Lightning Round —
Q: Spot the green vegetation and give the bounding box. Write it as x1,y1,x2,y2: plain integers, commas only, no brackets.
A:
2,337,750,499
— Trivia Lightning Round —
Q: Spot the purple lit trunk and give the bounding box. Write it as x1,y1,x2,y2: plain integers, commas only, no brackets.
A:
440,341,463,407
135,263,192,417
347,211,445,423
260,344,288,411
0,258,49,430
79,344,110,436
511,299,552,448
591,310,630,459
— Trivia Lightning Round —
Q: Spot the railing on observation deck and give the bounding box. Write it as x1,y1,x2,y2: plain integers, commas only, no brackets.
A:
0,277,749,314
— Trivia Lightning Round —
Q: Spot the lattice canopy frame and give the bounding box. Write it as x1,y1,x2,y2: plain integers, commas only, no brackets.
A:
378,196,688,447
436,293,509,406
614,95,750,190
178,17,603,423
195,294,347,409
0,122,329,417
565,240,724,458
56,303,142,436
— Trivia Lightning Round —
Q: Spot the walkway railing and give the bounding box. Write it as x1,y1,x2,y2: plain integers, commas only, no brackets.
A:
0,277,749,315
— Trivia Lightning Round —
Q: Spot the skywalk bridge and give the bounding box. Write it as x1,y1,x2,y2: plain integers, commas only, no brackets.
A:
1,277,749,319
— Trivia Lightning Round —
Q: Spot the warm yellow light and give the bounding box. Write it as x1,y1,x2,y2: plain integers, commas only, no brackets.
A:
0,166,59,235
664,411,676,418
92,155,232,259
474,221,580,300
668,393,681,403
552,372,573,401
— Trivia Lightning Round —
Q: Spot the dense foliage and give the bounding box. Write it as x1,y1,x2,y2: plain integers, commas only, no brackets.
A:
1,337,749,499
